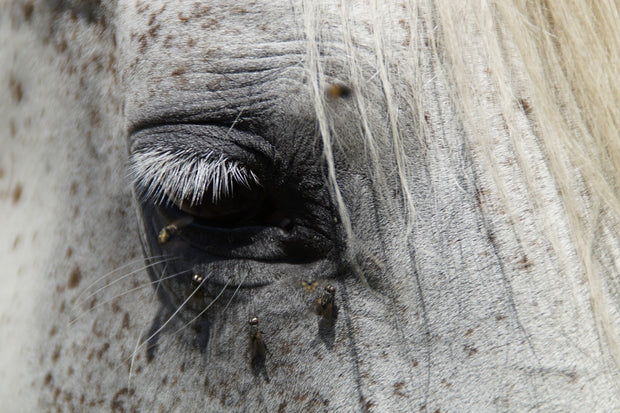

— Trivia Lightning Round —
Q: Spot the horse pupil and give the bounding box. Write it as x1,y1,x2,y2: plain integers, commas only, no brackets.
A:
175,180,267,226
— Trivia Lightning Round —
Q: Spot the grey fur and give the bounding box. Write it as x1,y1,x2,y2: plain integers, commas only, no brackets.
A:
1,0,618,412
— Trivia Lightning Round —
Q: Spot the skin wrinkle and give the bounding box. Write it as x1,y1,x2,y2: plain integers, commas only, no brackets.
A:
338,281,368,408
1,0,619,411
472,181,542,400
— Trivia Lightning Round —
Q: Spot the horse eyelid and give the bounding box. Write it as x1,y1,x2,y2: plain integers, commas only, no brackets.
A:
129,148,261,207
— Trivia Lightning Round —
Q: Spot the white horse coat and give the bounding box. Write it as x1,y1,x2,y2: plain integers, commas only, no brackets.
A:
1,0,619,411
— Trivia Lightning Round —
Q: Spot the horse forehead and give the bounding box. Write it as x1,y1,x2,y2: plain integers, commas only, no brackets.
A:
119,0,312,76
120,2,360,111
118,0,377,45
118,0,408,166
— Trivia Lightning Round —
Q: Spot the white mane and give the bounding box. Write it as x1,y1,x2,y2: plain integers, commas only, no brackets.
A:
307,0,620,367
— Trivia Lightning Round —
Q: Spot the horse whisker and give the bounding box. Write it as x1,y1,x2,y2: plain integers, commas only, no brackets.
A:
74,255,171,304
104,268,208,383
128,265,165,390
69,268,189,325
124,271,212,366
222,271,251,313
166,279,232,341
119,279,233,385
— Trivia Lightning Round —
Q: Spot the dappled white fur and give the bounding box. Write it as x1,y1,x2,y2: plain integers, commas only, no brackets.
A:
1,0,619,411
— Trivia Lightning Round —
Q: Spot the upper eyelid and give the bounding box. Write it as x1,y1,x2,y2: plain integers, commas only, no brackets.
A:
130,147,261,207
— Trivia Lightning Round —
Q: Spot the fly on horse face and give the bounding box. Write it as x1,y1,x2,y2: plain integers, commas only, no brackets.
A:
1,0,619,411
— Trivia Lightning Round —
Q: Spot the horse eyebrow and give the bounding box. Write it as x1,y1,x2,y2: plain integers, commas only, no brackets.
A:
129,146,260,206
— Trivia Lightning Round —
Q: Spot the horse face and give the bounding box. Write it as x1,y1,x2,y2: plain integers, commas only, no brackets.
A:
3,0,619,411
119,3,526,410
121,1,426,409
126,0,341,319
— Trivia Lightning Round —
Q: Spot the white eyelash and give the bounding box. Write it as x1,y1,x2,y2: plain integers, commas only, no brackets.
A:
130,148,260,206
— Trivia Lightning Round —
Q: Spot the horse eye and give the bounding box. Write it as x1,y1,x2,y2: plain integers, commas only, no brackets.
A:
172,180,267,227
